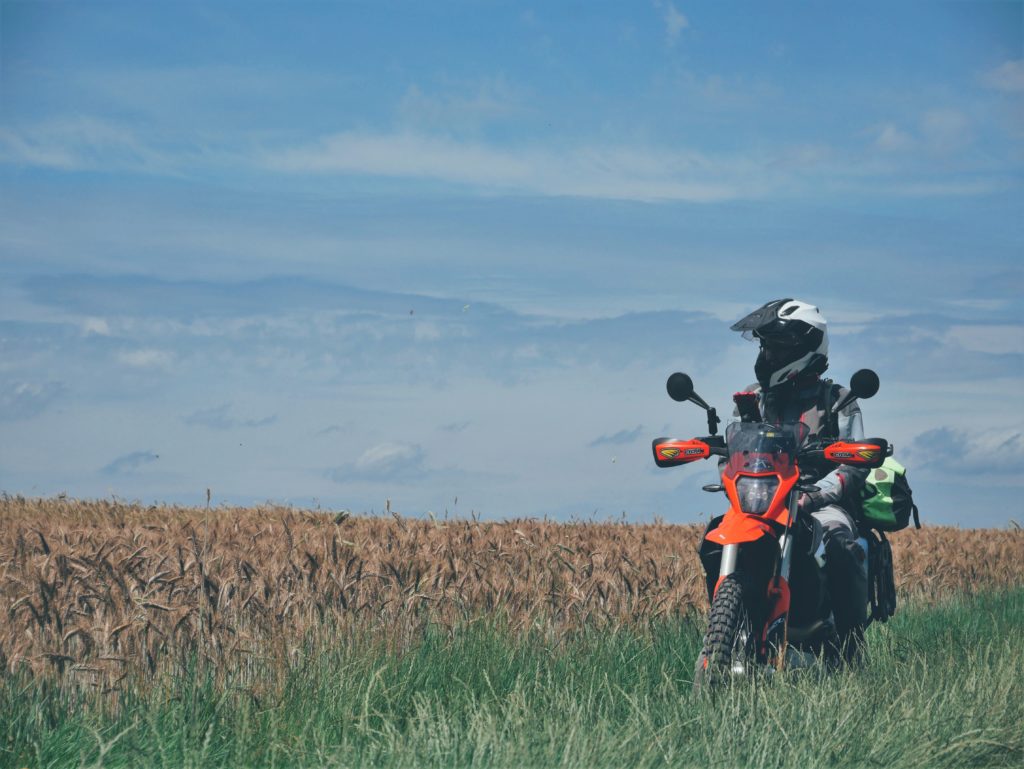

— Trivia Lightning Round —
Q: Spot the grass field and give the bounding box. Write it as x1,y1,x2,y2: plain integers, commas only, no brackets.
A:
3,497,1023,767
4,590,1023,768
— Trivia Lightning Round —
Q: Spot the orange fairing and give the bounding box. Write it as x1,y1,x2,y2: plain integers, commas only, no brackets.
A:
708,458,798,544
723,461,798,528
764,576,791,627
652,438,711,468
705,422,803,544
823,439,888,468
762,576,791,667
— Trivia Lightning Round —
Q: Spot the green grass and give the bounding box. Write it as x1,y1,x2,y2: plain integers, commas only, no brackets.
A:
3,591,1023,769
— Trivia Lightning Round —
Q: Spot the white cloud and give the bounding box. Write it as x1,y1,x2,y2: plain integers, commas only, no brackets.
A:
905,426,1024,482
1,112,1008,204
101,450,160,476
355,443,423,472
116,348,174,368
873,123,915,152
868,110,972,156
328,442,427,483
920,109,971,153
262,130,747,202
0,116,173,173
980,59,1024,93
0,381,65,421
945,325,1024,355
886,179,1007,197
397,78,526,133
654,1,689,45
262,128,1015,202
82,317,111,336
182,403,276,429
414,321,443,341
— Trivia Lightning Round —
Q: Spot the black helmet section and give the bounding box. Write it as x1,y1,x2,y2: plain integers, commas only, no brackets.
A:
730,298,793,340
753,336,827,389
732,299,828,389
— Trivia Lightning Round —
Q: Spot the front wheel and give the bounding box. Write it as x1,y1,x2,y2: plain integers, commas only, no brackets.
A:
693,574,755,691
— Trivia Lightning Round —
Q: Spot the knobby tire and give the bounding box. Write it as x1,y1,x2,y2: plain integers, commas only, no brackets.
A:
693,574,751,691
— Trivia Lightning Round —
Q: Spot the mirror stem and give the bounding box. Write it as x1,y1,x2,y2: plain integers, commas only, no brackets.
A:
706,406,721,436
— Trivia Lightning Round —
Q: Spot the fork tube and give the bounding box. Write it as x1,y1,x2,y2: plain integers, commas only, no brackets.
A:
778,534,793,581
720,544,739,577
777,488,801,581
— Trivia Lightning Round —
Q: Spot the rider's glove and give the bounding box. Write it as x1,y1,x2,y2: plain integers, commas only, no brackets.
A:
798,490,825,514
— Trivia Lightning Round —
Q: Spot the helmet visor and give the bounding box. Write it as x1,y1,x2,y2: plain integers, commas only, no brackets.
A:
730,299,792,342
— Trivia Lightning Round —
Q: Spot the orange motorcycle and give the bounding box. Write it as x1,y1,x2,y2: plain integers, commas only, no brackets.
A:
652,370,889,687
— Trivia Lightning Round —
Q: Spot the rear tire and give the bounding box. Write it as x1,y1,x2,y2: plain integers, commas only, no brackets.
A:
693,575,754,691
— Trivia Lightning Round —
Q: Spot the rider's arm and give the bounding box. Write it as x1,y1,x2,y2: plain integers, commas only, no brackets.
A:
814,398,869,506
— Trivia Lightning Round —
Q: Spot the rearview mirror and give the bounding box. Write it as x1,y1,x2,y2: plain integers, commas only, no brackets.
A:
666,372,695,403
833,369,880,413
664,372,721,435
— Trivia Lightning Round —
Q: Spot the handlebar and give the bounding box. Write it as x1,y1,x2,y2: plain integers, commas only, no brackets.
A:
699,435,728,457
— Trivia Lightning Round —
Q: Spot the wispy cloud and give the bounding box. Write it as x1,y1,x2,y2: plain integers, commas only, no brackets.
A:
653,1,689,45
262,130,756,202
920,109,972,154
904,426,1024,483
116,348,175,368
944,324,1024,355
260,129,1013,202
101,450,160,476
82,317,111,336
439,421,472,433
397,78,527,134
868,109,973,156
980,59,1024,94
1,114,1011,203
0,116,178,173
327,442,427,483
0,381,65,421
182,404,276,429
872,123,915,153
590,425,645,446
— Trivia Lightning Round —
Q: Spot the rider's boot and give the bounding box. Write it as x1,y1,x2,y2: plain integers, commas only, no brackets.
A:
824,530,869,665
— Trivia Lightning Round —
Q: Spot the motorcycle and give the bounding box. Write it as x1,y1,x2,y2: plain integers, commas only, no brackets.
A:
651,370,890,688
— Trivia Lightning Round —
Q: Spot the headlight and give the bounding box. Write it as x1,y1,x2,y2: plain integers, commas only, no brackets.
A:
735,477,779,514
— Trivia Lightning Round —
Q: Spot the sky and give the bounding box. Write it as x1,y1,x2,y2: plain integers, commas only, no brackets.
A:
1,1,1022,527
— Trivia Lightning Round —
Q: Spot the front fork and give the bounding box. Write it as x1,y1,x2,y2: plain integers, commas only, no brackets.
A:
717,488,799,668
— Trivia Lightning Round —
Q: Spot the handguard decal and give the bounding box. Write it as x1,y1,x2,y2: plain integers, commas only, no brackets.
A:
652,438,711,468
823,439,888,468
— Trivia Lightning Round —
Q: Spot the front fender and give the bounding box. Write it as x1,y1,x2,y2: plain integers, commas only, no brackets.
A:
707,512,775,545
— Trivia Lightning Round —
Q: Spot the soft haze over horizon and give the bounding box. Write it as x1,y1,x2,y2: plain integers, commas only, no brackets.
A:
2,1,1022,527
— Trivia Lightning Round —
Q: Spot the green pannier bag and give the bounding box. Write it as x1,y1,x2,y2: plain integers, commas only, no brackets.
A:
861,457,921,532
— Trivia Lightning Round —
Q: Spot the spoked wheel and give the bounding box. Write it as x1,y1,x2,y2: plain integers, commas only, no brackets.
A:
693,574,756,691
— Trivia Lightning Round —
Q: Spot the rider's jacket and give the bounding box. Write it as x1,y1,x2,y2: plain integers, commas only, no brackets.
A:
738,375,868,512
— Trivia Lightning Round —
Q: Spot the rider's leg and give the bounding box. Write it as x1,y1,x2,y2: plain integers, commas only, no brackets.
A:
812,505,868,661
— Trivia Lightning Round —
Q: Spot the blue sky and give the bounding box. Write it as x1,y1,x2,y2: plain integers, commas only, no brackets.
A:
1,1,1022,526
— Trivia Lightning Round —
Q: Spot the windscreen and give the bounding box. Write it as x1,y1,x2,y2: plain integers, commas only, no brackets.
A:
723,421,806,477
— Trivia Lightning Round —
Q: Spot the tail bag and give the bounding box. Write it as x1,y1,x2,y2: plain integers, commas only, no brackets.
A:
861,457,920,532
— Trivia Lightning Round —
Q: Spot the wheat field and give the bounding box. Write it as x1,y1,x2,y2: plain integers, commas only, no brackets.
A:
2,495,1022,692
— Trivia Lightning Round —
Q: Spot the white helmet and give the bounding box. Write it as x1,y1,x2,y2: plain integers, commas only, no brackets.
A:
731,299,829,389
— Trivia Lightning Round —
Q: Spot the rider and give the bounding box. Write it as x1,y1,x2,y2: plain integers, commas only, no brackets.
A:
730,298,869,659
